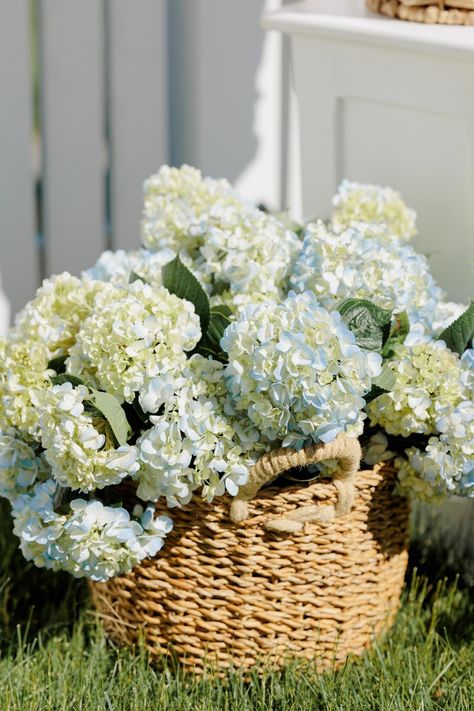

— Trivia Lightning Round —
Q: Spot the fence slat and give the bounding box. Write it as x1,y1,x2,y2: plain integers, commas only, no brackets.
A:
107,0,168,251
39,0,106,275
0,0,38,318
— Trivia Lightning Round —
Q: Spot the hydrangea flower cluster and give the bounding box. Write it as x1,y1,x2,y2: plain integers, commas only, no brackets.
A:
136,354,264,507
0,337,52,436
290,221,442,329
396,398,474,501
222,291,382,448
366,340,467,437
0,166,472,583
12,479,172,581
331,179,417,241
14,272,107,357
37,383,140,492
0,428,50,503
0,274,108,437
85,248,175,288
141,164,302,308
365,336,473,499
68,279,201,406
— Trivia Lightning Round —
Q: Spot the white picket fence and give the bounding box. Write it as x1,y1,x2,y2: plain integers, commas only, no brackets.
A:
0,0,286,322
0,0,168,320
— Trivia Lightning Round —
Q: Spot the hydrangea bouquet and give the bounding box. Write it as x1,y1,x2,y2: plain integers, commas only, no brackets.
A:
1,166,473,582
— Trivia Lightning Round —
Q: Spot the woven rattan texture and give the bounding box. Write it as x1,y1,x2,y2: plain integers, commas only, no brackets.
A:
90,464,409,674
367,0,474,24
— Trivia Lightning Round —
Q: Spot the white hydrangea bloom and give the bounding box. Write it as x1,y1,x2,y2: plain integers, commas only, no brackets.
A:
12,479,173,581
198,209,301,303
141,164,245,253
12,479,65,572
84,248,176,288
367,340,467,437
396,399,474,500
331,179,417,241
138,419,194,507
290,221,442,328
38,382,139,492
13,272,108,359
404,304,471,346
0,428,50,503
221,291,382,448
141,164,301,307
0,337,51,436
404,322,434,348
68,280,201,404
136,354,265,507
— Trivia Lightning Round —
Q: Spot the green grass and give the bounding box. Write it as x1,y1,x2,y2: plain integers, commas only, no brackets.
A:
1,500,473,711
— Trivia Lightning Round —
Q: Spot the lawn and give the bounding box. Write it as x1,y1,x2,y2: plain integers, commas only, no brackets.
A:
0,500,473,711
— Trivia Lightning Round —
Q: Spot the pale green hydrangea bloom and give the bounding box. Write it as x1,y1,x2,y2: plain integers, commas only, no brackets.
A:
37,382,139,492
331,179,417,241
13,272,108,359
0,337,51,436
0,274,111,437
12,479,173,581
141,164,301,308
68,280,201,404
367,340,468,437
141,164,245,254
221,291,382,448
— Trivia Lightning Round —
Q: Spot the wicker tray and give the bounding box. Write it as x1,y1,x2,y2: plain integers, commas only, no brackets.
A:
367,0,474,24
90,436,409,674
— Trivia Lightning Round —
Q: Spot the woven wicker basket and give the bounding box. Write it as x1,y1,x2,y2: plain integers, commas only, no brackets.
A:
367,0,474,25
89,436,409,674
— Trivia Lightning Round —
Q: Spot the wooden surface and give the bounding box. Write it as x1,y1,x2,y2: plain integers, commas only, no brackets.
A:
0,0,38,317
39,0,106,276
107,0,168,250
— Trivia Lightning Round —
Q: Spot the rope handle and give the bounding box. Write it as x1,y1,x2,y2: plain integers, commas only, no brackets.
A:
230,434,362,533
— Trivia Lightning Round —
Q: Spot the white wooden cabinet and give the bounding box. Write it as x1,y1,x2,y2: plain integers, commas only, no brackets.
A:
263,0,474,302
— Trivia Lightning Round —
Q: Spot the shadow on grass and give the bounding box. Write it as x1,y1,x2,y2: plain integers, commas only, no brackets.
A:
0,499,87,654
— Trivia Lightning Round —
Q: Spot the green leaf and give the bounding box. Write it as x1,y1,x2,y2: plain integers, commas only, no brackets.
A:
196,308,231,363
50,373,85,387
365,365,397,404
87,390,131,446
439,301,474,356
48,355,67,374
162,255,210,335
209,303,232,318
82,400,105,419
382,311,410,358
338,299,392,353
372,366,397,392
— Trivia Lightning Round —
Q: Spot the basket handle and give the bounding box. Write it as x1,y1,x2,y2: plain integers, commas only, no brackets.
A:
230,434,361,533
